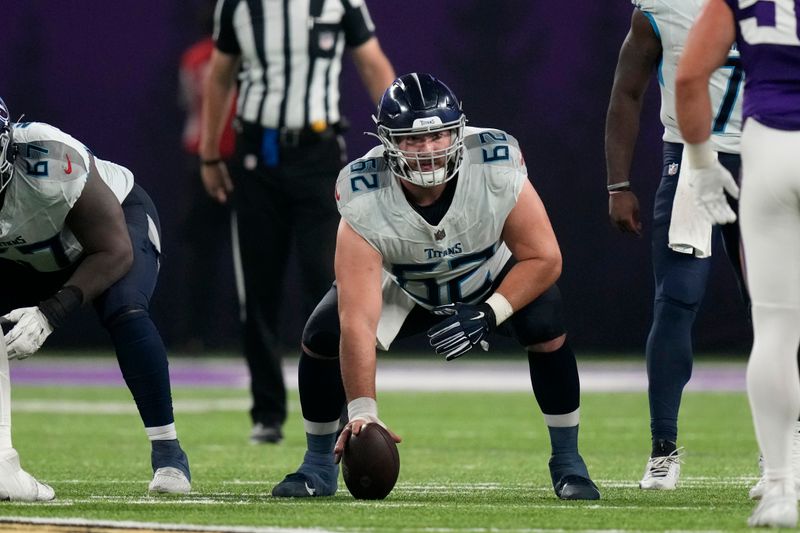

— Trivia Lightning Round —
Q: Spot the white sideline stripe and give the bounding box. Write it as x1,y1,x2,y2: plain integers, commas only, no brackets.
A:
11,358,748,392
0,516,333,533
11,398,251,414
288,360,745,393
0,519,724,533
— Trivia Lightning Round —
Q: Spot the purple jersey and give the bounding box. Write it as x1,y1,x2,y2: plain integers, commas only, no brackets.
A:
724,0,800,130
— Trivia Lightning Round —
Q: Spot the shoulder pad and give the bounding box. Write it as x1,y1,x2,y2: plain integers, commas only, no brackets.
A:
335,147,392,208
12,122,91,183
463,127,526,172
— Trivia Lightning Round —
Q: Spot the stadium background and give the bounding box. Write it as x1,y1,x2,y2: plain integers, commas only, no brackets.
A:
0,0,750,354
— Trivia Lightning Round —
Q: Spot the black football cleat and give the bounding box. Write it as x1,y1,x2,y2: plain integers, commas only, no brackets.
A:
272,467,338,498
250,422,283,444
554,474,601,500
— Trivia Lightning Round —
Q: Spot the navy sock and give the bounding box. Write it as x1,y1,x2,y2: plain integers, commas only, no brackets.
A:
548,425,580,456
151,439,191,481
306,432,337,456
547,426,589,485
108,311,174,428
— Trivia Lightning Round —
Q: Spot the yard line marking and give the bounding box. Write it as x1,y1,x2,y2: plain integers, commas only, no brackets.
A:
0,516,334,532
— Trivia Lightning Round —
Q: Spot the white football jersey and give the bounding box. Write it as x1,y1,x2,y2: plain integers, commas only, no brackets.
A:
0,122,135,272
634,0,742,153
336,126,526,311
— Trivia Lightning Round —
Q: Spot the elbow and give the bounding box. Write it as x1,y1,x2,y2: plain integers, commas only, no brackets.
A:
548,251,563,285
674,70,701,100
114,244,134,279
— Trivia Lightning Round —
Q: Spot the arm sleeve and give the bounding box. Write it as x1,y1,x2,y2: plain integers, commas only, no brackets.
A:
341,0,376,47
214,0,241,55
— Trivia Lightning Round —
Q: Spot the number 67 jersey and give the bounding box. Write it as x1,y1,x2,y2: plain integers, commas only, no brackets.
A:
634,0,743,153
336,126,526,315
0,122,133,272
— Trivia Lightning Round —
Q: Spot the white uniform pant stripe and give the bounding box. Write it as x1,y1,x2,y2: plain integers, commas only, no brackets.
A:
231,211,247,323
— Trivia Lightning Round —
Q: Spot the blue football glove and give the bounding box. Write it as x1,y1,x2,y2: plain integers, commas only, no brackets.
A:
427,303,496,361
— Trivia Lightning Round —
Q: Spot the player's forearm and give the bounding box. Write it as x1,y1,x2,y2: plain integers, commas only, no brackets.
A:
605,95,643,186
675,77,712,144
495,254,561,313
339,322,378,401
65,247,133,303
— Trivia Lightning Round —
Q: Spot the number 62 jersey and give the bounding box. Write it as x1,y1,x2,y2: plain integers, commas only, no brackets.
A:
336,126,527,317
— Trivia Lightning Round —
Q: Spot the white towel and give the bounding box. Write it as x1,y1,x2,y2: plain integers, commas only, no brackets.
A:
667,152,714,258
375,272,416,351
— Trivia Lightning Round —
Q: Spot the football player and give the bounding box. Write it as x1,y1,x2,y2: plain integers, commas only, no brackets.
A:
271,73,600,501
0,97,191,500
677,0,800,526
605,0,752,490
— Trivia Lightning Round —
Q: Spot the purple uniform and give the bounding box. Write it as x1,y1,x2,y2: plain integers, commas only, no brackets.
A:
724,0,800,130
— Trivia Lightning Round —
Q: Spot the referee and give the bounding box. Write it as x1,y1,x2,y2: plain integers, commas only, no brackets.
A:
199,0,395,444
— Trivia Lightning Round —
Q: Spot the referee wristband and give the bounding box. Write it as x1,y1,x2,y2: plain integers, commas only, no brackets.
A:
607,181,631,192
201,158,223,166
485,292,514,326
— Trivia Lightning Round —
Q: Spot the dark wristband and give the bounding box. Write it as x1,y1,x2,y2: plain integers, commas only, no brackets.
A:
38,286,84,329
201,158,223,166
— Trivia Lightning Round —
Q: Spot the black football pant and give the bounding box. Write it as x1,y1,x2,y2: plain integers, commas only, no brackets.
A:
230,130,345,428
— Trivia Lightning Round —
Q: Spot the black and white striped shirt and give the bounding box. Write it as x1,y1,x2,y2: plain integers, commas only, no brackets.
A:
214,0,375,130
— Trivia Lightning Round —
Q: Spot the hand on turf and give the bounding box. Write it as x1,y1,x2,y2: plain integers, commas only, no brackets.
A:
427,303,495,361
2,307,54,360
690,160,739,225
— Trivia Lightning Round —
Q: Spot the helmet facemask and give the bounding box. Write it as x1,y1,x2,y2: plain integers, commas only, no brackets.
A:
0,99,14,193
375,115,465,188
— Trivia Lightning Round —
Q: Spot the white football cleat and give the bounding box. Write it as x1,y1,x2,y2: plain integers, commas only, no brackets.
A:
148,467,191,494
0,449,54,502
639,449,682,490
750,423,800,500
748,478,798,528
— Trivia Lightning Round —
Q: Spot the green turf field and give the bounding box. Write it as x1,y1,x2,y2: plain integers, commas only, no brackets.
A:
1,383,762,531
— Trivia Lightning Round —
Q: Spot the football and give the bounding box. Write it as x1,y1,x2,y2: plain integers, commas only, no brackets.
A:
341,423,400,500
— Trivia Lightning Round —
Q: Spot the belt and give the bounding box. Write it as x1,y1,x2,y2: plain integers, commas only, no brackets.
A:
237,121,340,149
